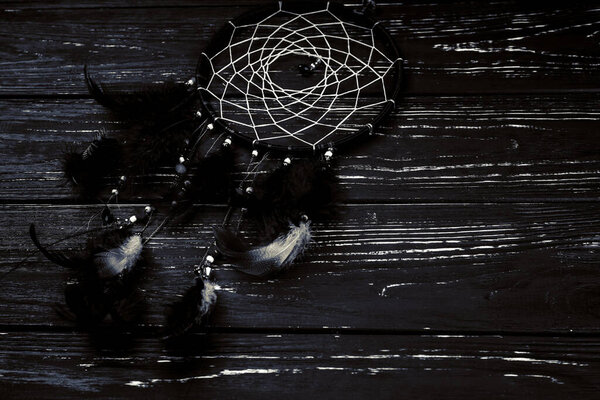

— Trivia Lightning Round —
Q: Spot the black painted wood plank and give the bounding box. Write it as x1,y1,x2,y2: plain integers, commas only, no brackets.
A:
1,331,598,399
1,203,598,331
1,95,598,202
0,1,598,95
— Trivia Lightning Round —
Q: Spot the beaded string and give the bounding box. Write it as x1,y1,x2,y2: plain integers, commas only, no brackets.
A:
193,144,337,279
235,150,271,232
142,121,227,245
194,148,268,279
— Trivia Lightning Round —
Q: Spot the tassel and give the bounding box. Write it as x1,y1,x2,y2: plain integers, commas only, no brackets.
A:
163,277,217,340
214,219,312,277
63,133,122,199
238,159,338,237
29,224,149,325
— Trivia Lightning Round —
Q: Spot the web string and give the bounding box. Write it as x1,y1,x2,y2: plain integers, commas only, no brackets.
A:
200,3,399,150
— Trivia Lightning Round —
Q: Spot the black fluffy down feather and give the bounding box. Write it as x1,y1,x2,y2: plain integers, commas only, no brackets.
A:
63,134,121,199
237,159,339,238
30,224,150,326
120,117,195,179
186,145,235,203
64,67,200,197
163,277,217,340
168,144,235,219
87,64,199,177
84,65,193,117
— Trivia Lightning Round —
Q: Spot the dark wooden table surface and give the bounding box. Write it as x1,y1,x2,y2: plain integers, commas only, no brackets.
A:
1,0,599,398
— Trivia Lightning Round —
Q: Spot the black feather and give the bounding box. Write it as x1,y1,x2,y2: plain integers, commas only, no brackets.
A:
168,144,235,219
101,205,115,225
120,118,195,179
63,134,122,199
238,159,338,237
186,144,235,203
164,277,217,340
30,224,150,325
29,224,81,269
84,65,193,117
73,67,201,196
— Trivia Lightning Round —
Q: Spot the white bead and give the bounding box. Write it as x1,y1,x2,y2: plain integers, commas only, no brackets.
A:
283,157,291,165
251,149,259,157
186,77,196,86
129,215,137,223
245,186,254,195
207,123,214,130
120,175,127,182
111,189,118,195
179,156,185,163
195,110,202,118
324,150,333,160
223,138,232,147
175,164,187,174
206,255,215,264
144,206,152,214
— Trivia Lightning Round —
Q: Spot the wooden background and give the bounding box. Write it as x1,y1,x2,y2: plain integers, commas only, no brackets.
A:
1,0,599,398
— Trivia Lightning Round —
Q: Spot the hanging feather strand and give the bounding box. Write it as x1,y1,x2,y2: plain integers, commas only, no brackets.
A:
168,142,235,221
163,277,217,340
214,219,312,277
63,133,122,199
29,224,149,325
238,159,338,238
84,65,193,117
65,67,201,197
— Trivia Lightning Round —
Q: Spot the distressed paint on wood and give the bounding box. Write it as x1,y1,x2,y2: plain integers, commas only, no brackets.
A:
1,332,599,399
1,94,599,202
1,0,599,398
0,1,598,95
1,203,598,331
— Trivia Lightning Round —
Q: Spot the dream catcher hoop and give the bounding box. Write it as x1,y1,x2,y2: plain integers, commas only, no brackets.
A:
198,0,401,152
21,0,402,341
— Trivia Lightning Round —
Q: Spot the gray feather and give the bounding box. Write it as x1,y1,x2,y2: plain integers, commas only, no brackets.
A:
214,220,312,276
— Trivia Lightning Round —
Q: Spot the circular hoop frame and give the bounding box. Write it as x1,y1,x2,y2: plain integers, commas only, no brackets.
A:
196,0,402,153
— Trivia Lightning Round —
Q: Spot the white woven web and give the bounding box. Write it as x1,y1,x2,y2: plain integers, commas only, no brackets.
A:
200,1,398,150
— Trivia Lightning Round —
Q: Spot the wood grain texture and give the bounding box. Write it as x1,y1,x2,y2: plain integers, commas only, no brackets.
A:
0,1,598,95
1,332,599,399
1,1,599,397
1,203,598,331
1,94,599,202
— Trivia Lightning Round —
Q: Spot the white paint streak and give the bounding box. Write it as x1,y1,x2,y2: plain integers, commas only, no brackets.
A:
126,368,295,387
125,381,149,388
380,282,420,296
504,373,564,385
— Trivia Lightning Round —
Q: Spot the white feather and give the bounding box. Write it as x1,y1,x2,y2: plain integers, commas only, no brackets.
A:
94,234,143,278
196,279,217,323
215,220,312,276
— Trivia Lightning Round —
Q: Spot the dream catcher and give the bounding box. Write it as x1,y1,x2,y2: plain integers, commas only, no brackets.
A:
26,0,402,340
